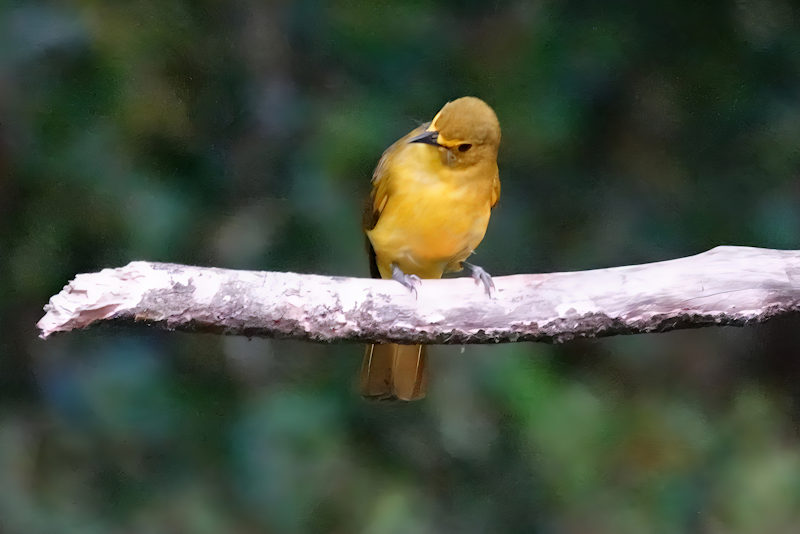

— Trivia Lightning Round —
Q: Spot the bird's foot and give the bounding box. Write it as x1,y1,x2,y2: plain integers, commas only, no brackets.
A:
391,263,421,297
463,262,495,296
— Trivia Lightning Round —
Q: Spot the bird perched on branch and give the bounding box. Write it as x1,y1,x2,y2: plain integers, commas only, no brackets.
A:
360,96,502,401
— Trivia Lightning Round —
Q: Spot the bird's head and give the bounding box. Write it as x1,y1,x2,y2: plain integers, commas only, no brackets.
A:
408,96,501,168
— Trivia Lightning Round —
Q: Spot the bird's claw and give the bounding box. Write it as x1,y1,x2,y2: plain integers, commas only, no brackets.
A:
391,264,421,297
463,262,494,297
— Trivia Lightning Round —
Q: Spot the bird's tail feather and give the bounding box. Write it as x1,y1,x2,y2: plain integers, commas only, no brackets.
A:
360,343,427,401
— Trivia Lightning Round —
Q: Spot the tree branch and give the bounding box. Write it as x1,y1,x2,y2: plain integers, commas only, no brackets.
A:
36,246,800,343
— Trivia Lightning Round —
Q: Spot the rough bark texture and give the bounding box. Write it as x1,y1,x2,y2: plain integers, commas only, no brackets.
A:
37,246,800,343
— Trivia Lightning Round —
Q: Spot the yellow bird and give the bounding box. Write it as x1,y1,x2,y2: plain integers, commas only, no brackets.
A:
360,96,501,401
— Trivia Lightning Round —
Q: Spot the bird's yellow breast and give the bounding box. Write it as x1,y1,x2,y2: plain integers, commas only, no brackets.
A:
366,143,495,279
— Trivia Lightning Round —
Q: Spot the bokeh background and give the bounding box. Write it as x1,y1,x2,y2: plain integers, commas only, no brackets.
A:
3,1,800,532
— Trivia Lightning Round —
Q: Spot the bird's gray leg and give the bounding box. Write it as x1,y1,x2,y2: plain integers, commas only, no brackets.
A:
391,263,421,297
462,261,494,296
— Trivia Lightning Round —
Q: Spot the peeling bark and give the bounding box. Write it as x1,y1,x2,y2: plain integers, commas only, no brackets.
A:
36,246,800,343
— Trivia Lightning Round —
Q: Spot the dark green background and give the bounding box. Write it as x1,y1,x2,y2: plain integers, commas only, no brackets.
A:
3,1,800,532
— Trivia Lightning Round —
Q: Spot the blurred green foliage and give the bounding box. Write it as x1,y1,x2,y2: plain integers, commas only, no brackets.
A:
3,0,800,532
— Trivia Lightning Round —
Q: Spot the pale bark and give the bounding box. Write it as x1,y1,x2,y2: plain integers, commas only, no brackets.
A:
36,246,800,343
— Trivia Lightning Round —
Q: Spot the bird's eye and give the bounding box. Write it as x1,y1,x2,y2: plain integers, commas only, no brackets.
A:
457,143,472,152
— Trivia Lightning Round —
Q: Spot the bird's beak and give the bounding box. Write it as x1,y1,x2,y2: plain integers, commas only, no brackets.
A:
408,130,440,146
